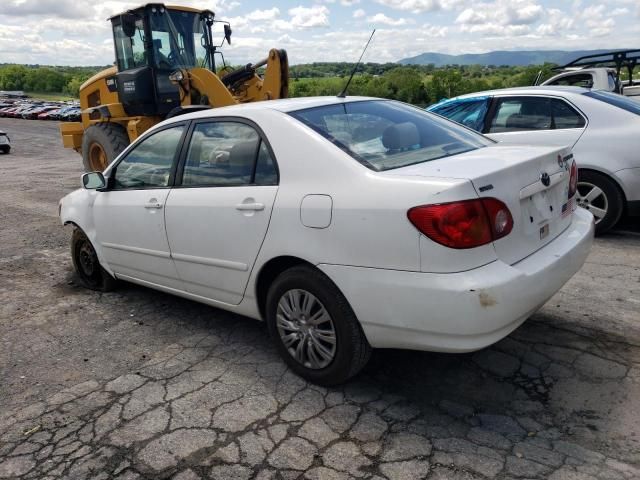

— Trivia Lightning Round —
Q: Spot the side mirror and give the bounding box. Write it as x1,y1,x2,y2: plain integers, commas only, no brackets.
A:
82,172,106,190
121,13,137,37
224,24,232,45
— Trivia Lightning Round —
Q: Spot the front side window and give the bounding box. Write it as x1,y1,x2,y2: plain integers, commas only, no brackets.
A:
489,97,585,133
149,10,206,69
290,100,492,171
181,122,278,187
113,126,184,189
429,97,490,132
113,21,147,71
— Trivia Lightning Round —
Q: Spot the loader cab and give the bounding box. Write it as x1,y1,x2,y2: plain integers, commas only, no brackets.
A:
111,4,217,117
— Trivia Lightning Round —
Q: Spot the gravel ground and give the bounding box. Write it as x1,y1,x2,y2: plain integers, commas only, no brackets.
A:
0,117,639,480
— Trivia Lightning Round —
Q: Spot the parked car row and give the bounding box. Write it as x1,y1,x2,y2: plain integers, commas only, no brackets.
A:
0,99,80,122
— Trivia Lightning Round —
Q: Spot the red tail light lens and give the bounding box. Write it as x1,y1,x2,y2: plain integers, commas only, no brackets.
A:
408,198,513,249
568,160,578,198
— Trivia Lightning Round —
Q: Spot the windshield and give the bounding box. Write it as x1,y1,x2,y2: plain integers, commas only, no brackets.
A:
150,9,210,70
584,90,640,116
289,100,492,171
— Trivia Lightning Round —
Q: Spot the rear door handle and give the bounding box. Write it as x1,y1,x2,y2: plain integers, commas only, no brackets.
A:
236,202,265,211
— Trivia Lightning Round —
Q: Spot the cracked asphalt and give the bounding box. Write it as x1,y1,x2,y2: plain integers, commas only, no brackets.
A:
1,117,639,480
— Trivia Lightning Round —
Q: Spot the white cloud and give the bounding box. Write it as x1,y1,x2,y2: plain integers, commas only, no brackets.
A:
3,0,95,18
374,0,441,13
247,8,281,21
367,13,411,25
353,8,366,18
289,5,330,28
536,8,574,36
0,0,634,66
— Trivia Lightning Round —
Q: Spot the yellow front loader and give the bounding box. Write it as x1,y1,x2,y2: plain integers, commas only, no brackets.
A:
60,3,288,171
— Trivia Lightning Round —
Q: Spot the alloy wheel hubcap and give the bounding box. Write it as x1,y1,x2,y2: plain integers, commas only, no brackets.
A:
276,289,337,369
576,181,608,224
79,242,96,277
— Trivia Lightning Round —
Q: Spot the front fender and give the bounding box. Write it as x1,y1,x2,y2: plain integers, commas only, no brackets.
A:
60,188,114,275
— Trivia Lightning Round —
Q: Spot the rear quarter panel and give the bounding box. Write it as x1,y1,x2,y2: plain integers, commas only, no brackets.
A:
246,110,496,276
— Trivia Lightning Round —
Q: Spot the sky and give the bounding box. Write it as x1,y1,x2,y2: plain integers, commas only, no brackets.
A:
0,0,638,66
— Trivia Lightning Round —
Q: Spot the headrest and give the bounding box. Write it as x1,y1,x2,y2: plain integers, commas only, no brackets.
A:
229,141,258,167
382,122,419,151
153,39,163,50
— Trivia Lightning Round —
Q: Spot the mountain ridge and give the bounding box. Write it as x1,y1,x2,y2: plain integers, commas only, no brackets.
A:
398,49,628,67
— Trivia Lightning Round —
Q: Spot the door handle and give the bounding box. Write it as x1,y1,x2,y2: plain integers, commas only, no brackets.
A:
145,201,163,209
236,202,265,211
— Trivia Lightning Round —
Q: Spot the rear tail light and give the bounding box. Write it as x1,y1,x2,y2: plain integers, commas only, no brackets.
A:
568,160,578,198
408,198,513,249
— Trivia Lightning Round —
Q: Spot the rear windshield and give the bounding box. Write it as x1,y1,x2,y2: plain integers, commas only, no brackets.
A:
289,100,492,171
584,90,640,116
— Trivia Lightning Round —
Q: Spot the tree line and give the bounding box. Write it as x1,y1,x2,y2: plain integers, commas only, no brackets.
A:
289,63,557,106
0,64,107,97
0,62,556,105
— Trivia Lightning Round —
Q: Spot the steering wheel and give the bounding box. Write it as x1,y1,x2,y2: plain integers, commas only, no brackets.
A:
167,49,186,67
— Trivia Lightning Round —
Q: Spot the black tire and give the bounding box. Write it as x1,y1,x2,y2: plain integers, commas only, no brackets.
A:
265,265,371,385
0,146,8,154
81,123,129,172
71,229,116,292
576,170,624,235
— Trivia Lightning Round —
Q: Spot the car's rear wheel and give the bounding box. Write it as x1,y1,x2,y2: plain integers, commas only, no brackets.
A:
265,265,371,385
71,229,116,292
576,170,623,235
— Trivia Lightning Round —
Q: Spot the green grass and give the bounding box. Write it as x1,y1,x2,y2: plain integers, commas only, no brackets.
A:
26,91,76,102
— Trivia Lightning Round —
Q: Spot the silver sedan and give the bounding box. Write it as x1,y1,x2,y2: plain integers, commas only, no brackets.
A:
428,86,640,234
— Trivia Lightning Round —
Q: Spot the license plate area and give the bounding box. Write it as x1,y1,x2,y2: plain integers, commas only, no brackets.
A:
540,223,549,240
521,185,566,238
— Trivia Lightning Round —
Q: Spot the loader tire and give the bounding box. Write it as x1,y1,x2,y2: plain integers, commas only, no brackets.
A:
82,123,129,172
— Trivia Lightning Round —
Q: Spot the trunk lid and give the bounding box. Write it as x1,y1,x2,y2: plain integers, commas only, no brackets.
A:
386,144,575,265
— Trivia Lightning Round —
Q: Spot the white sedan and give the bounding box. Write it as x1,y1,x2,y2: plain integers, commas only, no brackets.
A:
59,97,594,385
428,86,640,234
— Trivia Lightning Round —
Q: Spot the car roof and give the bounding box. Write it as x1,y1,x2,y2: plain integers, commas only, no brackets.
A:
179,96,376,122
444,86,589,102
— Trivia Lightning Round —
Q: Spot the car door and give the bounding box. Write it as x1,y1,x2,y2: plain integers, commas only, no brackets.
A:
92,124,186,289
485,96,586,147
164,119,279,305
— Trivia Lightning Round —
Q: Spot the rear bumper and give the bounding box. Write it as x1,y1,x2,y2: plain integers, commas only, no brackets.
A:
319,207,594,352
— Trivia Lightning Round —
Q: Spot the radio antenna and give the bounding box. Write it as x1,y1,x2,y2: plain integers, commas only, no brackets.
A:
337,29,376,98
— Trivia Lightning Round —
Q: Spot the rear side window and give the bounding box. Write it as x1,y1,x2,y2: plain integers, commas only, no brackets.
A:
584,90,640,116
181,121,278,186
289,100,491,171
489,97,585,133
429,97,490,132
